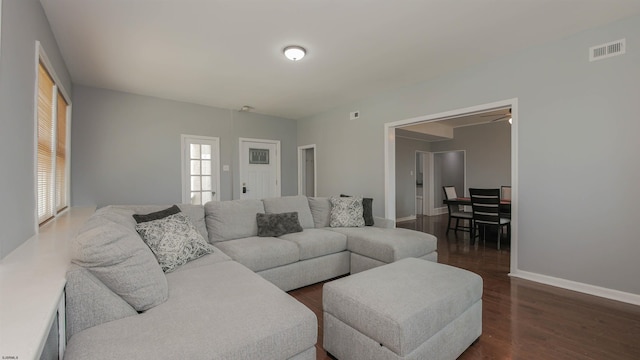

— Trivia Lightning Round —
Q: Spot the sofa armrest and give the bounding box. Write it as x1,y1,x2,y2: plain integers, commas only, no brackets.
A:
65,265,138,341
373,216,395,229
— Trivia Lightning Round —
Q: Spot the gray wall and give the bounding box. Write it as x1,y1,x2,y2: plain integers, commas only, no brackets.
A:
395,137,430,219
433,150,465,208
71,86,297,207
431,121,511,196
298,15,640,295
0,0,72,258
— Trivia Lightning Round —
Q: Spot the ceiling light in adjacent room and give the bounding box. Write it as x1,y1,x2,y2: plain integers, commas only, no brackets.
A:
283,46,306,61
509,117,512,124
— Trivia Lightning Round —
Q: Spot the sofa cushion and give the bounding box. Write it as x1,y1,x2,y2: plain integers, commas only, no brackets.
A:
170,247,231,273
331,227,437,263
64,261,317,360
279,228,348,260
205,199,265,242
135,212,216,273
256,212,303,237
262,195,315,229
308,197,331,228
113,204,208,241
132,205,181,223
71,209,168,312
214,237,300,272
329,197,365,227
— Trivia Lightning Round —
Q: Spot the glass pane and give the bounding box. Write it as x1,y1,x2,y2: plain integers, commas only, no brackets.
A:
201,160,211,175
201,176,212,191
201,145,211,159
190,144,200,159
190,192,201,205
191,176,201,191
202,191,212,203
190,160,201,175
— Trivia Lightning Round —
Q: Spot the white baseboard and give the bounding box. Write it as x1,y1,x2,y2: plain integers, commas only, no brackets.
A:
427,207,448,216
509,270,640,306
396,215,417,223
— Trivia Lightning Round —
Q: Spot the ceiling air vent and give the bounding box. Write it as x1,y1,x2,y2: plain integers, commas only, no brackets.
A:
589,38,625,62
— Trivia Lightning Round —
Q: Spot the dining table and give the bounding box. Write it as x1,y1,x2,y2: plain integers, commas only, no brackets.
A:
444,197,511,206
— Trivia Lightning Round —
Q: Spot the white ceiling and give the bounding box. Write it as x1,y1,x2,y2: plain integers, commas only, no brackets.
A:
40,0,640,120
398,108,511,142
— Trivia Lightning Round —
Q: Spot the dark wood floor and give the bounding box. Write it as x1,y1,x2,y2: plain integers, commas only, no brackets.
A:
289,214,640,360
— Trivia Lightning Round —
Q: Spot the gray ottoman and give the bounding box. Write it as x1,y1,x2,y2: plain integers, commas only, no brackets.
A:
323,258,482,360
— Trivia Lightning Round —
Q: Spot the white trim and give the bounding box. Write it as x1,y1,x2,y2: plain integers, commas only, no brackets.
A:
510,270,640,306
180,134,221,204
396,215,417,223
385,98,518,270
431,207,449,216
297,144,317,196
239,137,281,199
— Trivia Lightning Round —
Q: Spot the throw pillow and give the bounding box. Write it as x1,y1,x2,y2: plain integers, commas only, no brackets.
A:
135,212,216,273
132,204,182,223
340,194,375,226
330,197,365,227
256,212,303,237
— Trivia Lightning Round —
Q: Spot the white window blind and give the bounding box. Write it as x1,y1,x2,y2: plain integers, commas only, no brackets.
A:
37,61,69,225
56,93,68,213
37,63,56,224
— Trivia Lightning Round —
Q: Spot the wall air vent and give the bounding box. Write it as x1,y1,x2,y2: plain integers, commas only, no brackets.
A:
589,38,625,62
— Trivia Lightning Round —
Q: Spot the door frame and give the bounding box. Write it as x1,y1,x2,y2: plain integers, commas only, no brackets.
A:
297,144,317,196
384,98,518,274
239,137,281,199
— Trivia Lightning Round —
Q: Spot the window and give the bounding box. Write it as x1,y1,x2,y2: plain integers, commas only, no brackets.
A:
36,51,70,225
181,135,220,205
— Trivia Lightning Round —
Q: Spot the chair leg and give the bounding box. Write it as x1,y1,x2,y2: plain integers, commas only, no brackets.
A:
446,216,452,234
455,218,460,233
497,226,501,250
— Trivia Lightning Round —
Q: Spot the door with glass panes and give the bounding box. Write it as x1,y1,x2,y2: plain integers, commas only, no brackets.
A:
182,135,220,205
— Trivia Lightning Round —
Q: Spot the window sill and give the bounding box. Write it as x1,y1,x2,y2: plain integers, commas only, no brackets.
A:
0,206,95,360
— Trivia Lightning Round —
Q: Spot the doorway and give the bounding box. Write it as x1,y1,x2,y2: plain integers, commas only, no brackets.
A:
298,145,317,197
416,150,466,217
239,138,281,200
384,98,518,273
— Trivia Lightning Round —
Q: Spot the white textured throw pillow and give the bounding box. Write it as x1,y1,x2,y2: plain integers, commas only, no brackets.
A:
329,197,365,227
136,213,215,272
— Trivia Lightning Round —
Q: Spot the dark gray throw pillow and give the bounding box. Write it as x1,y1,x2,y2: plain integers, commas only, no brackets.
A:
340,194,374,226
133,205,181,223
257,212,303,237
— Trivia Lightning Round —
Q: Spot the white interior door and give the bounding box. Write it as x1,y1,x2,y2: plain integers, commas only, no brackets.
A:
182,135,220,205
240,138,280,200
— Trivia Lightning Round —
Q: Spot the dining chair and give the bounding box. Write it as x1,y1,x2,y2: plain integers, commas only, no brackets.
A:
469,188,511,250
500,185,512,219
500,186,511,200
442,186,472,234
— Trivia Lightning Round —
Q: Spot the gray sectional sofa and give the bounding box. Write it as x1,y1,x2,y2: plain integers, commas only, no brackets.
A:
64,195,438,360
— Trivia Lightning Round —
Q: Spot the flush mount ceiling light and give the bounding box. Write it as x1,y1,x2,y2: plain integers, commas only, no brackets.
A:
283,46,306,61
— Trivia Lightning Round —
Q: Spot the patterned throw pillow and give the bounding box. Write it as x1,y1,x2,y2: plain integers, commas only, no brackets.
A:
256,212,303,237
329,197,365,227
135,212,216,272
340,194,375,226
